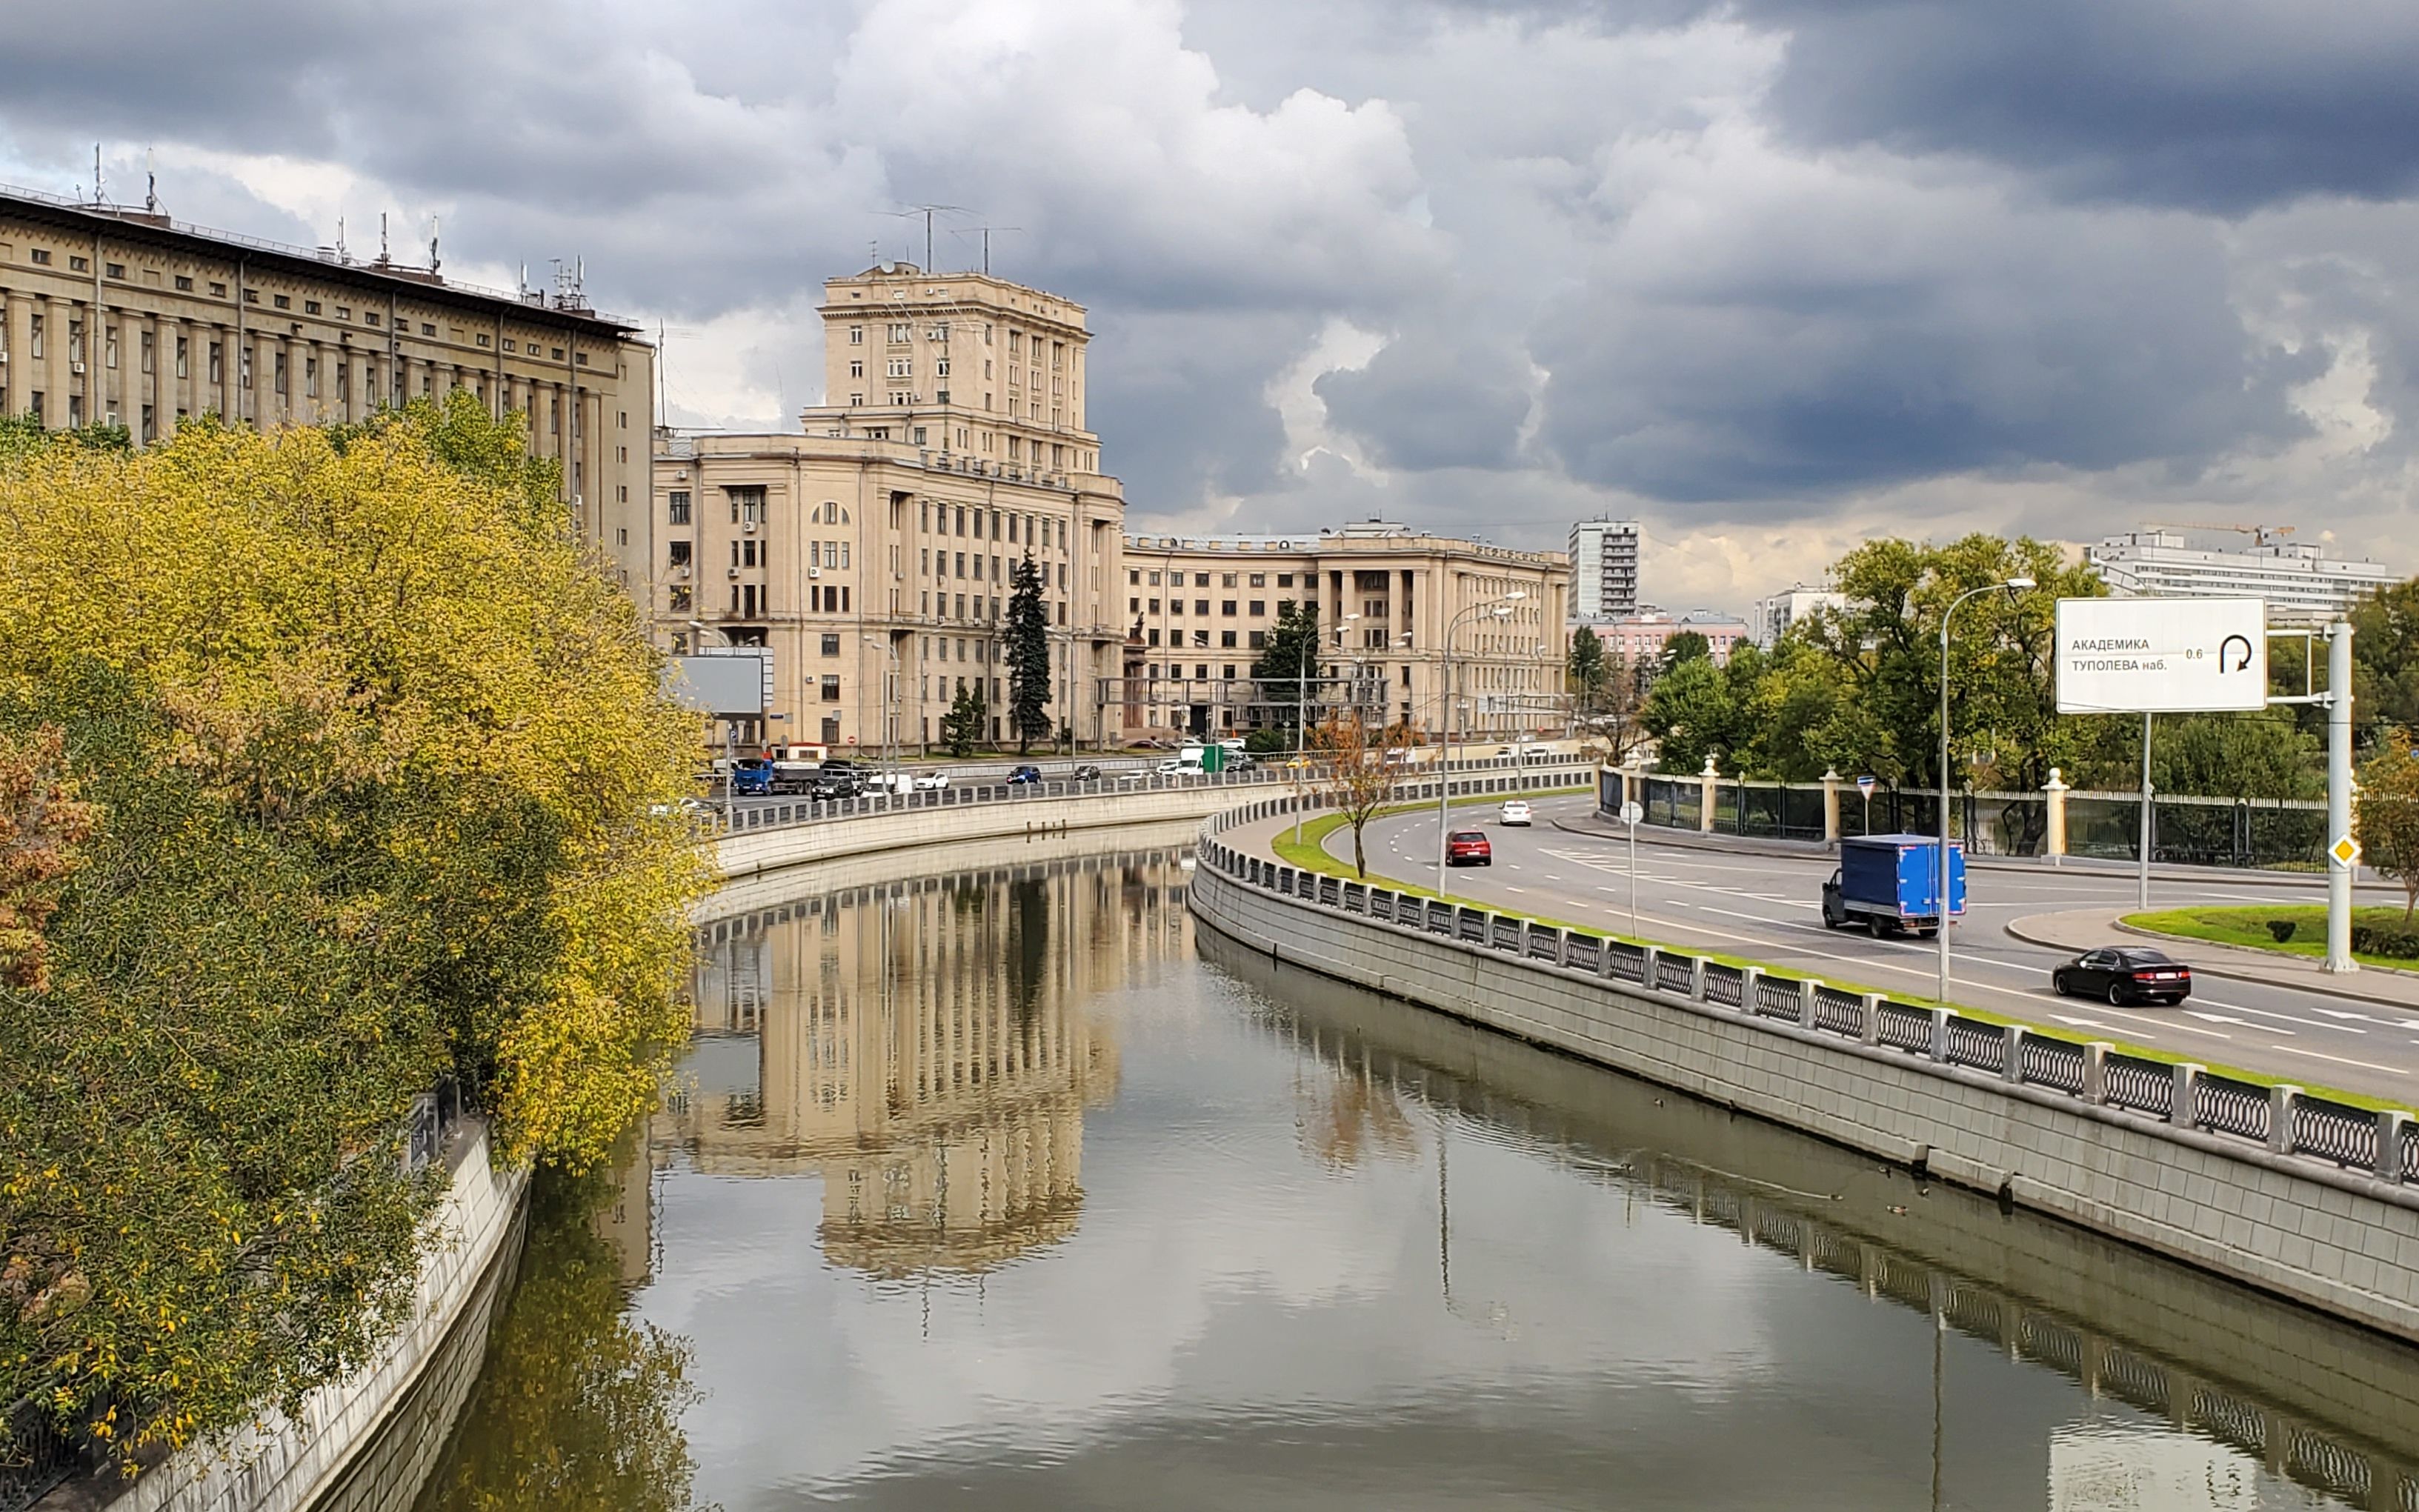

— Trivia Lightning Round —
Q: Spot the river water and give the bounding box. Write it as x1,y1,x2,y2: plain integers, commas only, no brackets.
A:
412,837,2419,1511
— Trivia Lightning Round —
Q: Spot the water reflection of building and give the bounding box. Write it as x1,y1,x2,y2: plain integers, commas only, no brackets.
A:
670,848,1191,1276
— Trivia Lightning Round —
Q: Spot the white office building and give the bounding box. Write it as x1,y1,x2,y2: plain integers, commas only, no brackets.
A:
1751,583,1849,647
1569,518,1642,620
2086,529,2400,626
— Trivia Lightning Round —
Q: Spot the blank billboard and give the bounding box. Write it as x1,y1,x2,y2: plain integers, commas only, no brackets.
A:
662,651,769,716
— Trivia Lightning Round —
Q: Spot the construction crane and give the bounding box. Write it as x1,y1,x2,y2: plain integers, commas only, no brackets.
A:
2150,521,2297,548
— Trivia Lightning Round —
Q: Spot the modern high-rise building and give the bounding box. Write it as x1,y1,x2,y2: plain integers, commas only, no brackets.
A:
1116,520,1568,741
1569,517,1642,619
652,262,1128,750
2087,528,2400,626
0,182,656,583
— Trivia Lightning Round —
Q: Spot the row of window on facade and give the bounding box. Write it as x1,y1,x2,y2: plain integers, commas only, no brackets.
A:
845,322,1069,363
1133,568,1302,590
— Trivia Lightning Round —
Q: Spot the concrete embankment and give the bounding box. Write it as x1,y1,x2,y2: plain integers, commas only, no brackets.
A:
1191,816,2419,1345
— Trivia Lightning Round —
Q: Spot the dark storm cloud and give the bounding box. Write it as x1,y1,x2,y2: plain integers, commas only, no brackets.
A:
1731,0,2419,214
1313,327,1532,472
1086,310,1298,507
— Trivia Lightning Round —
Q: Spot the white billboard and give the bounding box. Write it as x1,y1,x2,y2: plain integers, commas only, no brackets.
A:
662,649,771,716
2054,597,2266,714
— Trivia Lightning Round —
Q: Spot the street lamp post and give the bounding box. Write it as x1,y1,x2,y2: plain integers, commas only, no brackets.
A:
862,634,899,771
1937,576,2034,1002
1294,613,1357,847
1437,594,1523,896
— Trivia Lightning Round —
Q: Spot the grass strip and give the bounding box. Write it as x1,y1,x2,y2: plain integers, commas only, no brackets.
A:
2125,905,2419,974
1248,802,2411,1113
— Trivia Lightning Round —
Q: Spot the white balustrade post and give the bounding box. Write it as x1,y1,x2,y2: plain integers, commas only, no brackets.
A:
1929,1008,1953,1064
2268,1085,2300,1156
2001,1025,2026,1084
1799,978,1818,1028
1860,993,1884,1046
1740,965,1763,1014
2379,1110,2409,1182
2084,1042,2111,1104
2169,1063,2203,1127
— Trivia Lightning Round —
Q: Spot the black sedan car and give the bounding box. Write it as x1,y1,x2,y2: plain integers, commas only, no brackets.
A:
2052,947,2194,1006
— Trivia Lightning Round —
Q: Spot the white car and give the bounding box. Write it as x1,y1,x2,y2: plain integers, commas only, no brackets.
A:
1499,800,1533,826
914,770,951,790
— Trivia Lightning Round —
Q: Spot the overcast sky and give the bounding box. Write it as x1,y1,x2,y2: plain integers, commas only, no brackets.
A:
7,0,2415,610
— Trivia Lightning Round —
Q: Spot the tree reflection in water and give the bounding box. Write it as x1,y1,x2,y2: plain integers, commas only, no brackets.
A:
414,1153,708,1512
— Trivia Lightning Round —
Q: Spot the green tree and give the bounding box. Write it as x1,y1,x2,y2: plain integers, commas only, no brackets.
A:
1641,654,1746,773
2352,577,2419,739
1004,555,1052,755
941,681,988,758
0,396,707,1469
1800,534,2106,796
1657,630,1711,679
1251,600,1322,739
2359,730,2419,922
1568,627,1608,704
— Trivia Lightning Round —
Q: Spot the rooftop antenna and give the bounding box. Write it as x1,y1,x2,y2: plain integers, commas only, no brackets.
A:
92,144,103,206
955,224,1021,276
883,204,971,272
428,215,441,275
379,212,390,264
336,215,347,262
144,147,157,214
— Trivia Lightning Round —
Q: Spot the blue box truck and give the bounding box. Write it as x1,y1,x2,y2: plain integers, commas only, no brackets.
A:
1821,833,1966,937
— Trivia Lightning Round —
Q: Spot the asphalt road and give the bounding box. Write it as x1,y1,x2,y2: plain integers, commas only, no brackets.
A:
1339,793,2419,1103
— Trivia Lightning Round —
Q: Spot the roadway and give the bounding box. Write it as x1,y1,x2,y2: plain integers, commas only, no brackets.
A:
1334,793,2419,1104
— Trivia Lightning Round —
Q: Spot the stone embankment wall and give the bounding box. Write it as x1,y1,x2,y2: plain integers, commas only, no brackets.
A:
1190,822,2419,1343
90,1128,526,1512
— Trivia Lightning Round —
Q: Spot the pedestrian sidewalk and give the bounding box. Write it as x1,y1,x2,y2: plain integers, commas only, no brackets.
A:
2006,909,2419,1015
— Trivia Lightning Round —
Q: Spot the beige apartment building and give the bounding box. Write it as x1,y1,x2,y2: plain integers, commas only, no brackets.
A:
653,262,1125,750
1117,520,1569,742
0,184,656,581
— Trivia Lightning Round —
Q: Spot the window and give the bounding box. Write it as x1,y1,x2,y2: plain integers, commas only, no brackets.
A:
821,675,842,702
1220,600,1236,616
887,322,911,342
821,634,842,656
1278,573,1295,587
1249,630,1268,650
1221,631,1237,648
1148,571,1161,586
669,586,692,611
476,333,490,347
68,254,89,273
26,316,39,360
364,311,380,327
1148,599,1160,613
848,325,863,345
304,300,322,316
139,330,154,374
104,262,124,279
337,307,351,322
423,323,437,336
209,281,226,297
174,274,193,291
1170,598,1183,616
1195,599,1210,616
742,539,759,567
1222,573,1237,588
728,486,766,526
1195,573,1211,587
28,249,50,265
849,393,863,407
1129,569,1140,585
175,336,188,379
1249,599,1265,616
848,359,863,378
668,541,692,567
668,490,692,524
304,355,319,397
887,358,911,378
273,294,291,310
935,358,951,376
1129,596,1140,613
104,327,119,369
208,342,222,384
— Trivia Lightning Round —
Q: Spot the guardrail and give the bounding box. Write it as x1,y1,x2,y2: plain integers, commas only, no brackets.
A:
714,753,1594,838
1194,800,2418,1189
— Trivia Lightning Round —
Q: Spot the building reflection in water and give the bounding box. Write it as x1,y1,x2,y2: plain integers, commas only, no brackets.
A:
668,847,1191,1278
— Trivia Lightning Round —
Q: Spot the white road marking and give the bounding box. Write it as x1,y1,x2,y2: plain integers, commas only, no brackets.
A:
2186,1010,2292,1035
2272,1045,2407,1076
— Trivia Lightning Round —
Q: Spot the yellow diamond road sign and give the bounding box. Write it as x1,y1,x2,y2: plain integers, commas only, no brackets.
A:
2331,835,2362,867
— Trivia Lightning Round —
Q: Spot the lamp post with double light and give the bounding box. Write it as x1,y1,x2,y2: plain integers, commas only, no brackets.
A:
1936,576,2034,1001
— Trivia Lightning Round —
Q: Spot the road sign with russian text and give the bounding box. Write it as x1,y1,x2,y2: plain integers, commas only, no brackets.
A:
2054,597,2268,714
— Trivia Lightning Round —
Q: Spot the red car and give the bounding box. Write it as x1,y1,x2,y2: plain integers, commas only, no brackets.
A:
1446,830,1492,866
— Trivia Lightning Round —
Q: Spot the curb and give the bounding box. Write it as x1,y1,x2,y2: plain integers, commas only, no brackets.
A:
1551,813,2378,893
2003,913,2419,1016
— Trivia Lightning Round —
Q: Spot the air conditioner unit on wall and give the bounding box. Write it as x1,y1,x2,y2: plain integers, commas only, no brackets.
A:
726,567,740,579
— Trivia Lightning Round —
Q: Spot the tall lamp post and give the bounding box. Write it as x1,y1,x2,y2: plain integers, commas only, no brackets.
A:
1936,576,2034,1001
1294,613,1357,847
862,634,899,770
1437,593,1523,896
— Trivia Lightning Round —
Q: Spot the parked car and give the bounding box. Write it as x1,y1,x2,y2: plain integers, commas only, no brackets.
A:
1007,765,1043,785
1445,830,1493,866
914,770,951,791
2052,948,2194,1007
1820,833,1966,938
1071,764,1103,781
1499,799,1533,827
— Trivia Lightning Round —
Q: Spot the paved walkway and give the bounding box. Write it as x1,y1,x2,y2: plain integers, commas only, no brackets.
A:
2006,907,2419,1015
